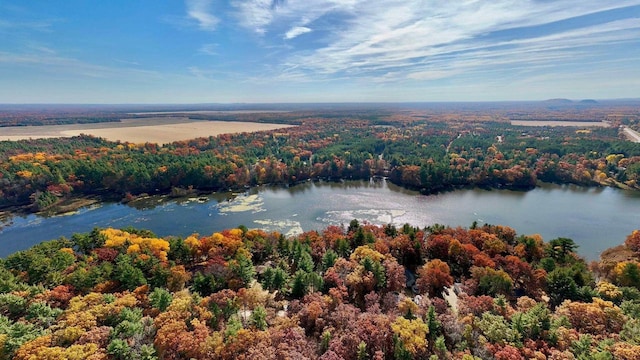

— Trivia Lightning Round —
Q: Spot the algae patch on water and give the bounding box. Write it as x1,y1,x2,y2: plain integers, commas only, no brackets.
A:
319,209,407,226
217,194,266,214
253,219,304,237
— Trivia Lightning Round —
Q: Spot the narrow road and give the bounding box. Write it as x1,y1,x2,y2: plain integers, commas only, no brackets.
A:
622,126,640,143
446,133,461,153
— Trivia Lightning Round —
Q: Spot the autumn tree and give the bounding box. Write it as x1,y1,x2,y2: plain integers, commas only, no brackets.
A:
417,259,454,297
383,257,406,293
625,230,640,254
556,298,627,335
614,261,640,288
391,317,429,359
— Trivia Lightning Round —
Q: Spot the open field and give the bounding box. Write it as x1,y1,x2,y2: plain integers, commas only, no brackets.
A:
510,120,611,127
622,126,640,143
0,117,294,144
128,110,290,115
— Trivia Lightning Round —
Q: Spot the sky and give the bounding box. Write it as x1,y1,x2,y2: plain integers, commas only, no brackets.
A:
0,0,639,103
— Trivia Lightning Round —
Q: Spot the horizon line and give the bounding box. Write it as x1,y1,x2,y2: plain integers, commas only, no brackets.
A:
1,98,640,107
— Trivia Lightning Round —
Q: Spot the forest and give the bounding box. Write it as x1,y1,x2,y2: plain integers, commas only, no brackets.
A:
2,108,640,359
1,222,640,359
1,109,640,213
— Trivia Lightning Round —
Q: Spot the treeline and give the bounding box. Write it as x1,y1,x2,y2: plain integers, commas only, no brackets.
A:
1,117,640,210
1,223,640,359
0,113,123,127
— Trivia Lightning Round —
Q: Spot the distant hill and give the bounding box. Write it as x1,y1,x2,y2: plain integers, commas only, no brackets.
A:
542,98,599,108
543,98,573,104
542,98,599,104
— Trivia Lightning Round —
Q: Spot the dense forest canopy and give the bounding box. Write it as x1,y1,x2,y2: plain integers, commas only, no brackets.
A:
1,223,640,359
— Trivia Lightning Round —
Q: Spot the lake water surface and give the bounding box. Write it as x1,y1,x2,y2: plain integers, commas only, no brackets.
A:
1,180,639,260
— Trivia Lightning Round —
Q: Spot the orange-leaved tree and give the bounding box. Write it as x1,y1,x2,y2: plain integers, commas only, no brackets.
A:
417,259,453,297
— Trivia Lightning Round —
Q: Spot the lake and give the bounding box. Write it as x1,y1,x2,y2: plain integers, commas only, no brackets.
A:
1,180,639,260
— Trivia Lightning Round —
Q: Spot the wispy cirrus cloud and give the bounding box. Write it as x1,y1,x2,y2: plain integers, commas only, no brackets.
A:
232,0,270,34
0,50,159,79
185,0,219,31
0,19,56,33
230,0,640,85
25,44,57,55
231,0,356,36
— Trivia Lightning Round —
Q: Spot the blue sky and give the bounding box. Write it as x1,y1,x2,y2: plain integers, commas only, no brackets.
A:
0,0,639,103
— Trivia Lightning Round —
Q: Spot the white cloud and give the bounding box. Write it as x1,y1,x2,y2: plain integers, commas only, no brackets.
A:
284,26,311,39
243,0,640,84
232,0,275,35
232,0,355,35
185,0,219,31
220,0,640,101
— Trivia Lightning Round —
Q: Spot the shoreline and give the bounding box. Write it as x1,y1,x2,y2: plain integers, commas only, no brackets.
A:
1,176,637,226
0,178,637,262
0,179,550,219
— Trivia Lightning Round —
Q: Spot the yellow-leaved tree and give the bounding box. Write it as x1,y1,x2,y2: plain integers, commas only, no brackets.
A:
101,228,170,261
391,316,429,358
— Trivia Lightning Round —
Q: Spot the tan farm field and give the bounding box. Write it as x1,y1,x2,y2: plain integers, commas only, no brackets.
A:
510,120,611,127
0,117,294,144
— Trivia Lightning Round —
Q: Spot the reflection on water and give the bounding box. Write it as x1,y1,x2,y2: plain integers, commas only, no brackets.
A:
1,179,639,260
